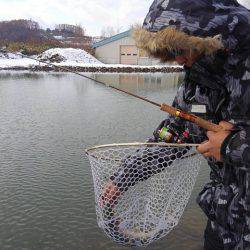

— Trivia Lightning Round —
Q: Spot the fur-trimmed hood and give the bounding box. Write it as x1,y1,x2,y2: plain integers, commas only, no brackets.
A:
133,0,250,60
133,27,223,60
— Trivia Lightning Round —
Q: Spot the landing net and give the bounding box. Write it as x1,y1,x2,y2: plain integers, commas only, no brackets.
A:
86,143,202,247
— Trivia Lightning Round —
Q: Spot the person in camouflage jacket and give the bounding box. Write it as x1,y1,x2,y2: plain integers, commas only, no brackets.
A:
134,0,250,249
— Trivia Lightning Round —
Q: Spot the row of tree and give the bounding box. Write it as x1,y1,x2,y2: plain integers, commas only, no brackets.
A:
0,19,97,55
100,26,122,38
0,19,126,43
0,19,44,42
0,19,127,55
0,19,88,43
54,24,86,37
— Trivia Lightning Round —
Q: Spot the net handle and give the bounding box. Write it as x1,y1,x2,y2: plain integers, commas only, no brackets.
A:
86,142,200,154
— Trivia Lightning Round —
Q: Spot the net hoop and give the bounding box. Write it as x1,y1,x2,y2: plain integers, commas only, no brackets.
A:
86,142,202,247
86,142,200,153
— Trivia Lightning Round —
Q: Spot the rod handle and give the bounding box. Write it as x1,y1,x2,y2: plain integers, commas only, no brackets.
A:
195,117,223,132
160,103,223,132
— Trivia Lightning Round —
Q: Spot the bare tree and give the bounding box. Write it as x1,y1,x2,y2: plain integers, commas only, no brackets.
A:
100,26,122,38
75,24,86,36
55,24,86,37
0,19,43,42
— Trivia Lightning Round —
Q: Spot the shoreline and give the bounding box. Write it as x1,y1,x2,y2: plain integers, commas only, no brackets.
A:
0,65,184,73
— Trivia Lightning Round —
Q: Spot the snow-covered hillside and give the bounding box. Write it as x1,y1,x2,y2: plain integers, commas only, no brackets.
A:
37,48,102,64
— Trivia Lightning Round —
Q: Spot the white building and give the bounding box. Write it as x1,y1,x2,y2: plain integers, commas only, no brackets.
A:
92,30,162,65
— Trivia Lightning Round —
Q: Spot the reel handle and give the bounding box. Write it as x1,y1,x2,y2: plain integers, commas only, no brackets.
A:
160,103,223,132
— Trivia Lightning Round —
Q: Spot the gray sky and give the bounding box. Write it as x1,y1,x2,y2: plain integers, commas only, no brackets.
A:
0,0,249,36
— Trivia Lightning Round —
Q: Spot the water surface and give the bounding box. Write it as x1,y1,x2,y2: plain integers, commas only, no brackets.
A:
0,71,210,249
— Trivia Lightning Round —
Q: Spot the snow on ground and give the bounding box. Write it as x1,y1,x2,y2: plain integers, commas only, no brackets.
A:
0,48,102,69
37,48,102,64
0,51,40,68
0,58,40,68
54,61,181,68
0,48,182,70
0,52,23,59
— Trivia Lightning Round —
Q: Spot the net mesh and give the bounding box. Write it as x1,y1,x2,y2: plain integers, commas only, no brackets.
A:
86,143,202,247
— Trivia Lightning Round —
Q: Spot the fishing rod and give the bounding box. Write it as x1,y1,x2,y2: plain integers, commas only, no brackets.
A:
0,47,223,132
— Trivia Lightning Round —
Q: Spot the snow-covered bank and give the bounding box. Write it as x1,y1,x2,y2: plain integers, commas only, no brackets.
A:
0,51,39,69
0,61,183,73
0,48,183,73
36,64,183,73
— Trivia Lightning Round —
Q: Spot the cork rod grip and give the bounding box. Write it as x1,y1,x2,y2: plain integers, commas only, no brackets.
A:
160,103,223,132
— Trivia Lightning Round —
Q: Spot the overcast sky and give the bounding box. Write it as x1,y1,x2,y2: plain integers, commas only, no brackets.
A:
0,0,249,36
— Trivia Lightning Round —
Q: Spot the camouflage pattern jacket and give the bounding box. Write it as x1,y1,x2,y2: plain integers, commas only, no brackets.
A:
134,0,250,249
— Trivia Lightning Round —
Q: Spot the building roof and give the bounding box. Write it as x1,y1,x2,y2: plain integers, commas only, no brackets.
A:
92,30,131,48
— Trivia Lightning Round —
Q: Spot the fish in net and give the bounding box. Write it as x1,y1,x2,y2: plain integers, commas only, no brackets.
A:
86,143,202,247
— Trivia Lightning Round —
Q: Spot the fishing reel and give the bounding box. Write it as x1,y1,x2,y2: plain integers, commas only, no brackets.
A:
156,122,191,144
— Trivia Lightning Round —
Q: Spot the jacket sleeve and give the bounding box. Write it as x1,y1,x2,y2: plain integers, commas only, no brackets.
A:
221,53,250,167
221,125,250,167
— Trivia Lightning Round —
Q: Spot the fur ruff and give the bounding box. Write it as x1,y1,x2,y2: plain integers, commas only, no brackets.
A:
133,27,224,61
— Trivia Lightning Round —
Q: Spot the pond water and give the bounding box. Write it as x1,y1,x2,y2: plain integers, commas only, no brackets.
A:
0,71,210,249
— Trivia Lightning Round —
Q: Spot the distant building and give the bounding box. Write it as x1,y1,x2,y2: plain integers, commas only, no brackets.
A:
92,30,162,65
53,35,64,40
